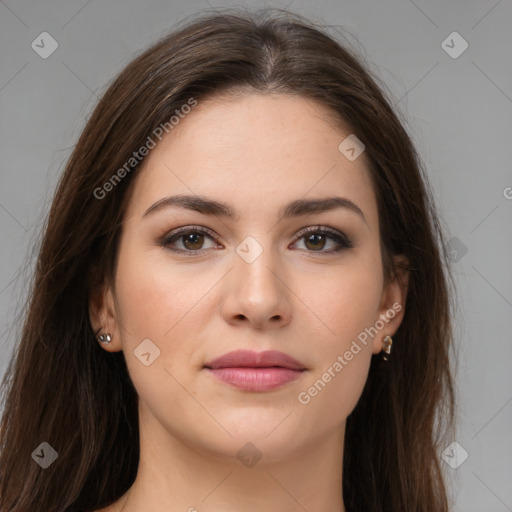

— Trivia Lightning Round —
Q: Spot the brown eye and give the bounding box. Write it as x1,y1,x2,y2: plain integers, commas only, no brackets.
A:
304,233,327,251
161,227,219,253
181,232,205,250
293,226,353,254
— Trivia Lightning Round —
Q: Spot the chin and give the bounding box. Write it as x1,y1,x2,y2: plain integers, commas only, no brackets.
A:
199,431,303,467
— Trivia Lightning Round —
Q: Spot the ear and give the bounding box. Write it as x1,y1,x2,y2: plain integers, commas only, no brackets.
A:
372,254,410,355
89,278,122,353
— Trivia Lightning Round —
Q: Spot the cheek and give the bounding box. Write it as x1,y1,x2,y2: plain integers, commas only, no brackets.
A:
295,254,383,418
112,240,210,419
114,238,207,341
112,236,224,394
302,254,384,347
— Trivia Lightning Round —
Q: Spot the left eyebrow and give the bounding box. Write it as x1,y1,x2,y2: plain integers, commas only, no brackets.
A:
142,194,367,224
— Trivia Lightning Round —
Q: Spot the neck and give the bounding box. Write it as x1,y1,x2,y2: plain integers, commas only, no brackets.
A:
116,402,347,512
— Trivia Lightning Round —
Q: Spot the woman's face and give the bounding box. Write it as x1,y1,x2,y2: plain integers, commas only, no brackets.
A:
91,92,407,462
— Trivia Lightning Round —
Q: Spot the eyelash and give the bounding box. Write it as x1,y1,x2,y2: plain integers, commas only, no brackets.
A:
159,225,353,255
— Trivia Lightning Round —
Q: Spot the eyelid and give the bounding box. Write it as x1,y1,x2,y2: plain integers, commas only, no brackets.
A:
294,225,350,242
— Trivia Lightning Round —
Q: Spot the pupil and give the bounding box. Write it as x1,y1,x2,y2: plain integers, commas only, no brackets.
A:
306,233,325,251
184,233,203,249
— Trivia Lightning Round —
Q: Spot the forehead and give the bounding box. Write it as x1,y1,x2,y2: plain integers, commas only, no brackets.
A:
125,93,378,227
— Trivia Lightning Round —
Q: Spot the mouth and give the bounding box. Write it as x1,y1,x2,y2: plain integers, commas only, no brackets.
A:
203,349,307,392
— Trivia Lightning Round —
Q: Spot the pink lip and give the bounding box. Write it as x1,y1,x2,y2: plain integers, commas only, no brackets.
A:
204,349,307,392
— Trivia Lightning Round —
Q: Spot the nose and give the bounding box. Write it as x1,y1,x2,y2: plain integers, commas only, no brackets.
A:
220,241,293,330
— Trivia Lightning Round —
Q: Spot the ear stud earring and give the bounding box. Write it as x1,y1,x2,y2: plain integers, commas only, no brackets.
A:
382,335,393,361
95,328,112,344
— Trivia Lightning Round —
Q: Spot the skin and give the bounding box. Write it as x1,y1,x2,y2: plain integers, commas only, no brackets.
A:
90,92,409,512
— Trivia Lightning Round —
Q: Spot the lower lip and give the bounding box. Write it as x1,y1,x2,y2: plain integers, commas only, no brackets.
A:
205,367,304,391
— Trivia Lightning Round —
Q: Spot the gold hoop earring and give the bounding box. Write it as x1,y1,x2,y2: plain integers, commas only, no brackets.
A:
382,335,393,361
95,328,112,344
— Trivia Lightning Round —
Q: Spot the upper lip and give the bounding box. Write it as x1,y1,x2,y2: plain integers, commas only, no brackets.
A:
204,349,306,370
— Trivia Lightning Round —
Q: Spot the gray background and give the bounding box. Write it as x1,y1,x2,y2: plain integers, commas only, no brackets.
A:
1,1,511,510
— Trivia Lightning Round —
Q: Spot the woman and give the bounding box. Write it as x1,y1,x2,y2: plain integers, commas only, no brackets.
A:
0,7,456,512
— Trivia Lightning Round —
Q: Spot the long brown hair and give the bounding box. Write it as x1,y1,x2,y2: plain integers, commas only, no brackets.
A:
0,7,456,511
